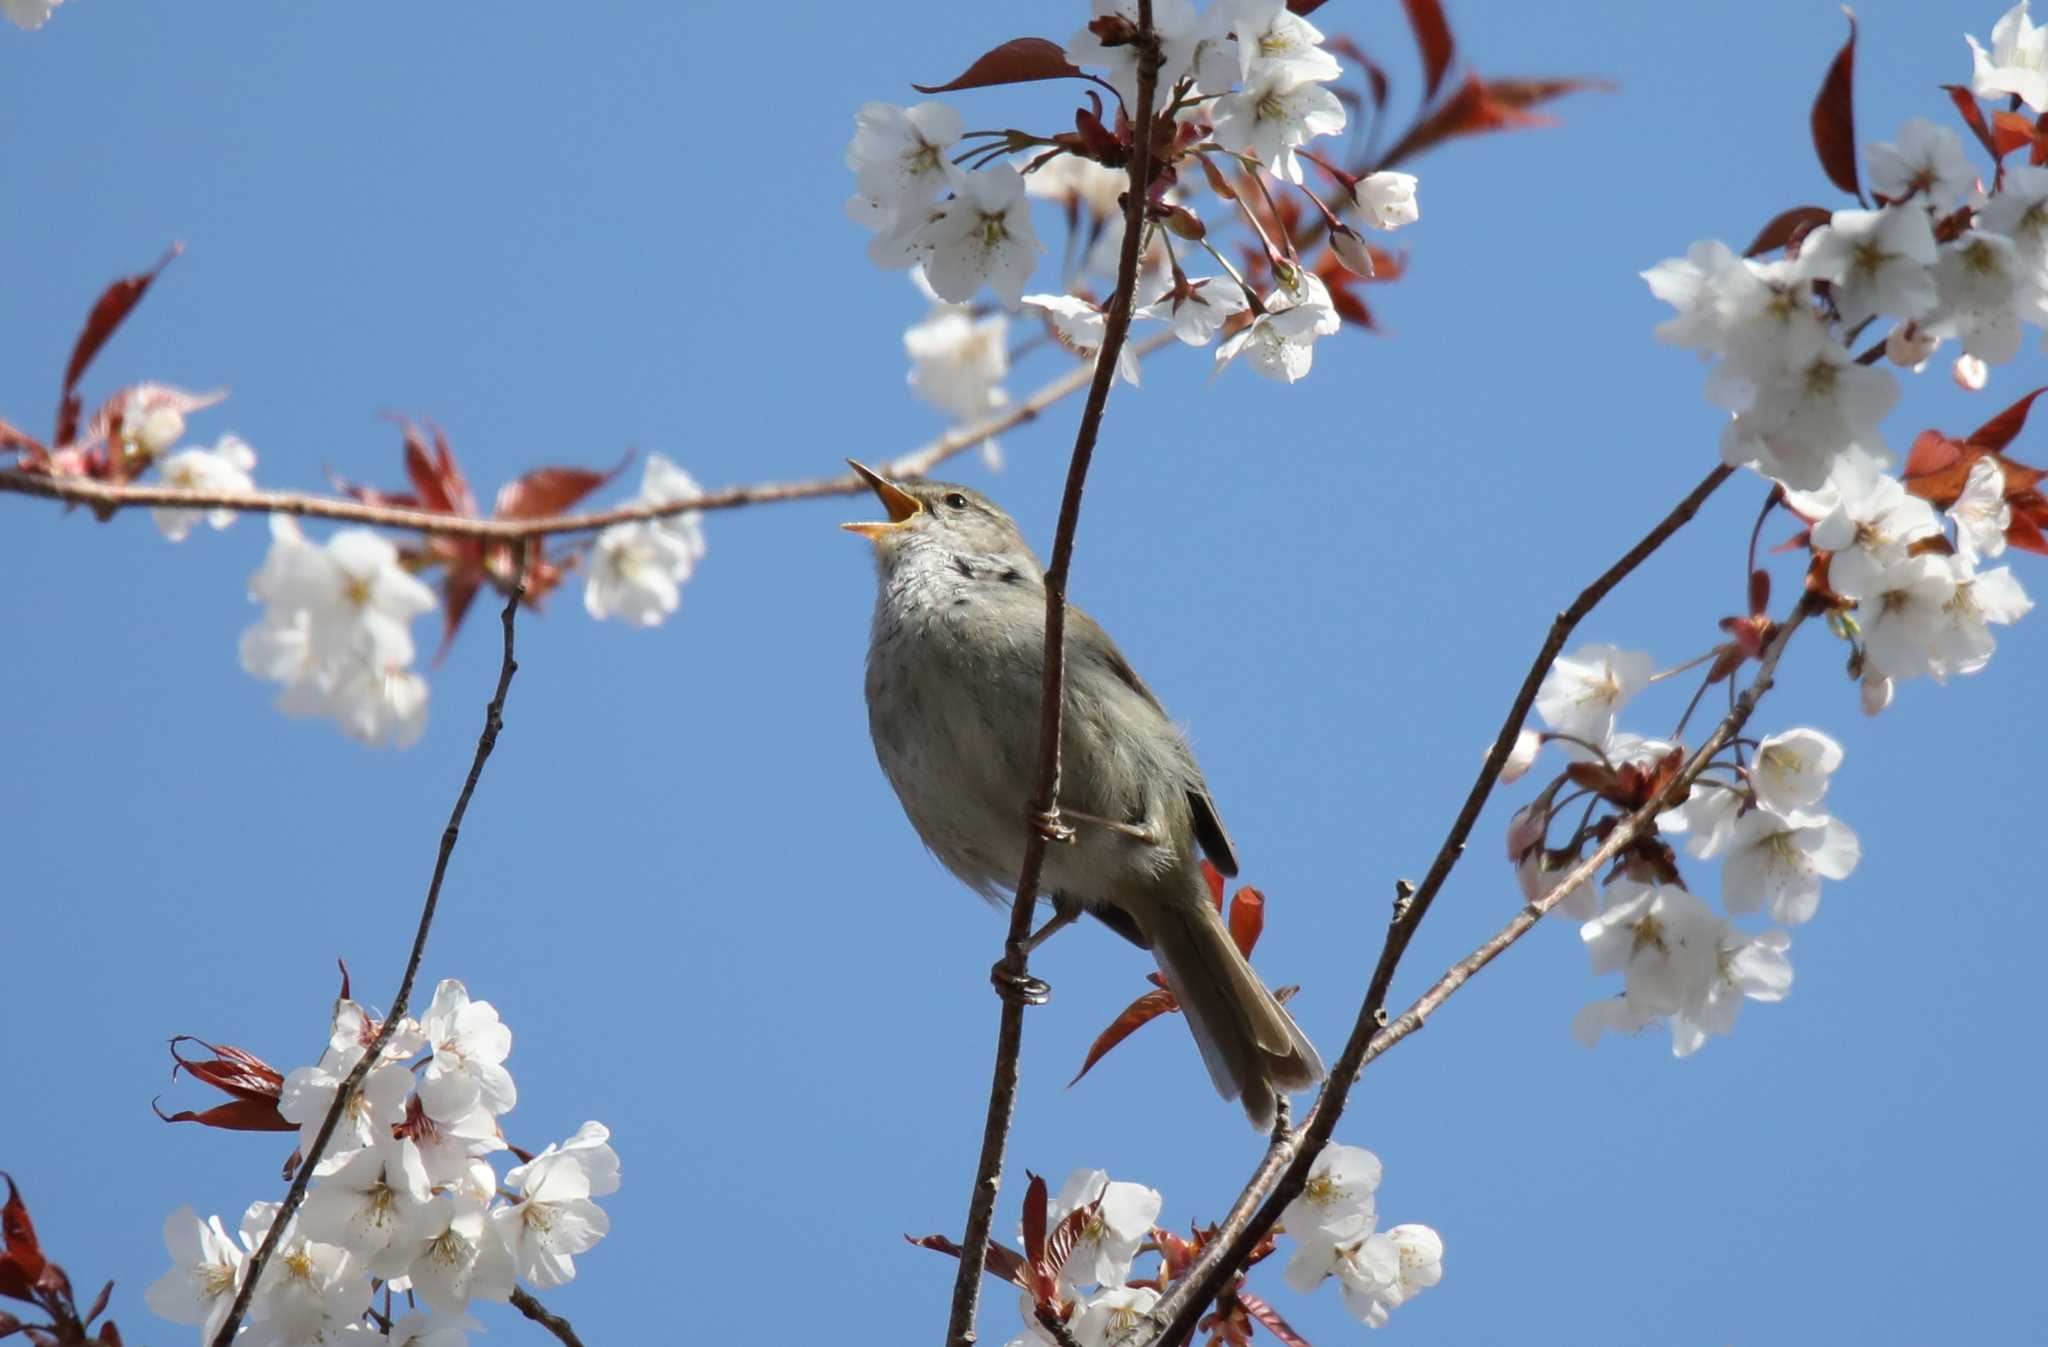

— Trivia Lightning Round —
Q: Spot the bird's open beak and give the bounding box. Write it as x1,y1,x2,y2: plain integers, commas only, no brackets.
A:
842,459,922,539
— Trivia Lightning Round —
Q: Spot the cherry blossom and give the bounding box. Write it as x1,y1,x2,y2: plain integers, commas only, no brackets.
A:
1930,232,2027,365
1220,0,1341,86
418,978,516,1124
492,1123,619,1288
1721,343,1899,490
1350,171,1419,231
1579,880,1722,1015
1069,1285,1160,1347
152,434,257,541
1798,206,1938,330
144,1207,245,1345
1865,118,1977,207
1137,273,1250,346
1211,64,1346,184
1213,269,1341,381
1721,809,1860,924
1949,457,2012,566
584,453,708,628
406,1194,516,1314
1046,1169,1162,1289
1669,925,1793,1057
1533,642,1653,751
1792,469,1941,600
300,1138,433,1277
1022,293,1142,386
1969,2,2048,110
846,101,964,215
917,165,1042,308
1278,1143,1380,1241
277,1059,413,1164
1065,0,1202,113
1749,728,1844,824
2,0,60,30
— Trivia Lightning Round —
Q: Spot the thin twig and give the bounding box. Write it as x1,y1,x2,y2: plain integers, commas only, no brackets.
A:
0,332,1174,542
943,11,1162,1347
511,1287,586,1347
208,553,529,1347
1146,463,1737,1342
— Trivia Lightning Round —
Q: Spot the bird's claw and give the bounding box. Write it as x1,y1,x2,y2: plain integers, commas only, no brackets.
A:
990,962,1051,1006
1030,808,1076,846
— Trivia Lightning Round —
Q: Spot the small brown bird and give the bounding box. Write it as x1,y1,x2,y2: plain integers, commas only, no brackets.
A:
845,461,1323,1128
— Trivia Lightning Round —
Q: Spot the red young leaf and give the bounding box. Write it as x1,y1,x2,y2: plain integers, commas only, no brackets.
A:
1069,987,1180,1086
1201,858,1226,911
1904,428,1966,480
1042,1203,1093,1286
1238,1291,1316,1347
435,569,484,667
1969,385,2048,450
903,1234,1030,1286
2007,511,2048,554
1809,10,1860,198
82,1281,110,1329
167,1037,284,1103
1743,205,1834,258
1400,0,1455,102
56,245,180,447
1285,0,1332,15
1992,109,2039,160
1227,885,1266,958
1944,85,2002,161
913,38,1084,95
1381,72,1596,168
1748,567,1772,617
1021,1172,1049,1273
390,416,479,517
491,453,632,521
153,1097,295,1132
0,1176,45,1305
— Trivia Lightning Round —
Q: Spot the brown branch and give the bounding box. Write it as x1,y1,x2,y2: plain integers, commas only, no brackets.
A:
944,11,1162,1347
0,332,1174,542
1146,462,1738,1342
208,551,528,1347
511,1287,586,1347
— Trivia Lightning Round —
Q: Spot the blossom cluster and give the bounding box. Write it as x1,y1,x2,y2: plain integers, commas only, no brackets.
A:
1002,1151,1440,1344
147,980,619,1347
847,0,1425,448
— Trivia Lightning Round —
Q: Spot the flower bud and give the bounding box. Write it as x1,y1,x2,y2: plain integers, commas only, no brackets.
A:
1350,171,1419,230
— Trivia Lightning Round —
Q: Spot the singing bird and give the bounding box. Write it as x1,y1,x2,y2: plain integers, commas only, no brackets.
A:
844,460,1323,1128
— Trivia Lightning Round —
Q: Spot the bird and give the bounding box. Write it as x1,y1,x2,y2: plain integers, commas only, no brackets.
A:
844,459,1324,1129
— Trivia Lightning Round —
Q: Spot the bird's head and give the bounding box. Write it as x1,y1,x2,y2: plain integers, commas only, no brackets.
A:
841,460,1036,571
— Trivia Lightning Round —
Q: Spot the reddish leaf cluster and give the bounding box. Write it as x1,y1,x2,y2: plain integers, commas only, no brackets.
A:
1902,386,2048,555
1558,746,1687,887
0,1177,125,1346
154,1035,291,1134
1,246,227,497
335,419,629,658
1070,862,1291,1086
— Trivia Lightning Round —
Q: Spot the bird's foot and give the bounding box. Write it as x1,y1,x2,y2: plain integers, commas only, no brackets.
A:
990,961,1052,1006
1028,807,1076,846
1060,808,1159,847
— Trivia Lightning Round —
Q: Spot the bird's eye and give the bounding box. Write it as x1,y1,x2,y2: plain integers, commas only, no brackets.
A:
943,492,969,510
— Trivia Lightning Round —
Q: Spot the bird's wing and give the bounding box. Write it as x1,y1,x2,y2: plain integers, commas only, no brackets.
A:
1069,605,1240,878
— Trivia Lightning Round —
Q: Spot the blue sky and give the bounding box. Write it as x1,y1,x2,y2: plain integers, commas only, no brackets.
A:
3,2,2041,1344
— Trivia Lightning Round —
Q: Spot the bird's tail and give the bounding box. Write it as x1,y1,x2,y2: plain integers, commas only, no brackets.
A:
1139,882,1325,1130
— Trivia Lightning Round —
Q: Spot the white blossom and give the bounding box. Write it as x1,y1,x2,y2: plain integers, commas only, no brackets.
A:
1220,0,1341,85
1137,273,1250,346
1794,468,1941,600
1022,293,1141,386
917,165,1042,308
1498,728,1542,783
1860,553,1962,681
1977,166,2048,317
145,1207,245,1344
1278,1143,1380,1241
1580,880,1722,1015
277,1059,413,1166
1866,118,1977,208
492,1122,619,1288
1950,457,2012,565
2,0,60,30
236,1205,369,1347
153,435,257,541
846,101,963,214
1070,1286,1160,1347
1670,925,1793,1057
1798,206,1938,330
1720,342,1898,490
1970,2,2048,111
1750,728,1844,824
1930,232,2027,365
1213,269,1341,381
1656,780,1746,860
1024,154,1127,218
584,453,707,628
300,1138,433,1277
1285,1222,1443,1328
1721,809,1859,924
905,303,1010,426
389,1310,482,1347
1211,64,1346,184
1350,171,1419,231
1066,0,1202,113
1931,555,2033,675
404,1195,515,1314
418,979,516,1123
1046,1169,1162,1289
1533,643,1653,751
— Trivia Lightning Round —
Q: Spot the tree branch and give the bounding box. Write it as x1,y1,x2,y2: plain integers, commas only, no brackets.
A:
208,551,529,1347
0,332,1174,541
510,1287,586,1347
1146,462,1739,1342
944,10,1162,1346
